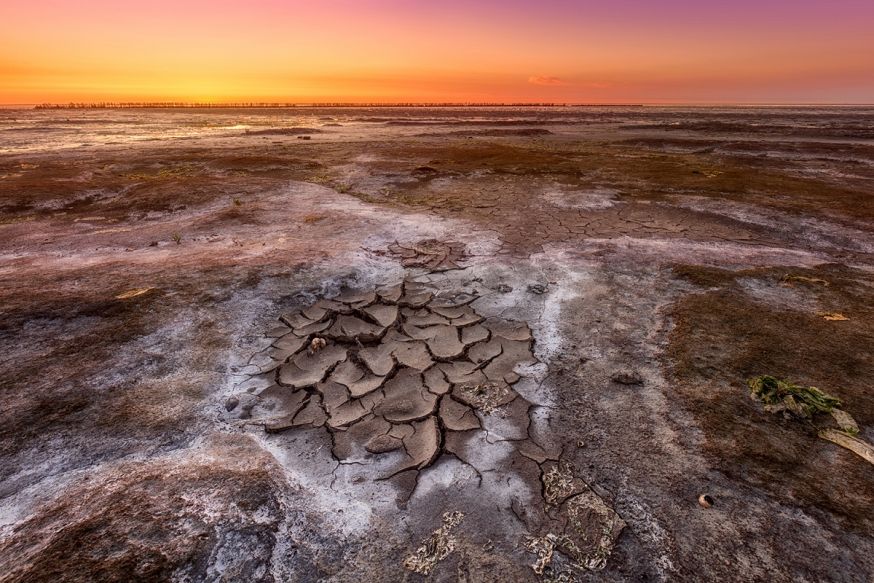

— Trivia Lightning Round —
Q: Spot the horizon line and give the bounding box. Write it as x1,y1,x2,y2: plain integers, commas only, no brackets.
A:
8,101,874,109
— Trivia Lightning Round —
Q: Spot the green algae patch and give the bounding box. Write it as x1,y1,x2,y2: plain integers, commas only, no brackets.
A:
748,375,843,418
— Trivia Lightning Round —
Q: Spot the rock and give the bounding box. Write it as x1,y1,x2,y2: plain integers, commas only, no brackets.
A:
611,371,643,385
527,283,548,294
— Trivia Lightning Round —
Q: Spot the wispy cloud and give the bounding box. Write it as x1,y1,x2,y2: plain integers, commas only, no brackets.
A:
528,75,566,86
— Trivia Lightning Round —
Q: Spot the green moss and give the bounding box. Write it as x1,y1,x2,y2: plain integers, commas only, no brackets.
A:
748,375,843,418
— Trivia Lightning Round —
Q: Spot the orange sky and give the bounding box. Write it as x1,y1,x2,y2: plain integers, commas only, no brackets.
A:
2,0,873,104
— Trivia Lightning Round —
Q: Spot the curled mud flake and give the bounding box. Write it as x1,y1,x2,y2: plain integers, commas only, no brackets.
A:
392,341,434,371
362,303,399,327
461,324,489,346
318,380,350,412
424,367,451,395
302,304,329,321
332,360,387,396
426,325,466,360
469,338,502,364
330,359,365,386
400,291,434,308
264,324,293,338
278,344,347,388
428,292,478,309
402,322,434,341
450,307,484,327
294,318,333,337
359,343,395,376
439,361,487,387
346,374,387,398
272,334,309,354
453,380,516,414
404,308,450,327
403,511,465,575
439,397,481,431
384,328,414,344
335,289,377,306
365,433,404,454
327,400,369,429
315,298,351,314
486,319,534,342
389,423,415,441
376,282,404,303
325,315,385,342
279,311,313,329
291,395,328,428
333,416,392,459
430,305,468,319
376,369,438,423
483,338,536,383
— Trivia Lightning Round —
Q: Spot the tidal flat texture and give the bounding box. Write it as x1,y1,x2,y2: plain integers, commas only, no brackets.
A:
1,106,872,582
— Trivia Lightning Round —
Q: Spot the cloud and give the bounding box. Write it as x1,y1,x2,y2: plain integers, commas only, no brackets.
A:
528,76,566,86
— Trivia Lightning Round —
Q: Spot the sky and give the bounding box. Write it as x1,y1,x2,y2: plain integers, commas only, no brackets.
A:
2,0,873,104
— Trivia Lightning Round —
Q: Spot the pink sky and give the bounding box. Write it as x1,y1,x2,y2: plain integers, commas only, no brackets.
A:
2,0,873,103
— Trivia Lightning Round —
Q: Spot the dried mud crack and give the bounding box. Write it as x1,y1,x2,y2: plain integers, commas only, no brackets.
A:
228,280,542,501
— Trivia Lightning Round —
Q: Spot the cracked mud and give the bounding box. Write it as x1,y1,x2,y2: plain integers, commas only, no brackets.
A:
232,280,541,501
2,106,873,583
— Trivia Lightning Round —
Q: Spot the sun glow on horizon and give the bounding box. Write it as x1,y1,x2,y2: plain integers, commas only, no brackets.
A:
2,0,874,105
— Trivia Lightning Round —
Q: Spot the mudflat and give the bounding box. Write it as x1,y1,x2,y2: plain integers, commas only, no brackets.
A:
1,106,872,582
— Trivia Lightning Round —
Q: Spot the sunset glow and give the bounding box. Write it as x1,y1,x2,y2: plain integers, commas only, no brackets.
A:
2,0,874,104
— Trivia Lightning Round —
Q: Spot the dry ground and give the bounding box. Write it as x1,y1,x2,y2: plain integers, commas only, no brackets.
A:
0,107,872,582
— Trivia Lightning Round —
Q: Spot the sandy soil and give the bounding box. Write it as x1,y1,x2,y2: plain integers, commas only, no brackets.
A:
0,106,872,582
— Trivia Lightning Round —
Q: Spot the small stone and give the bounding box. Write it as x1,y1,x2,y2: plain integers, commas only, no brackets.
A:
698,494,714,508
495,284,513,293
611,371,643,385
225,396,239,411
527,283,548,294
309,337,327,353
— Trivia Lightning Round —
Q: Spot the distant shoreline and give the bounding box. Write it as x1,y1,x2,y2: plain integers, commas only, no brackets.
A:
13,102,873,110
29,102,619,110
